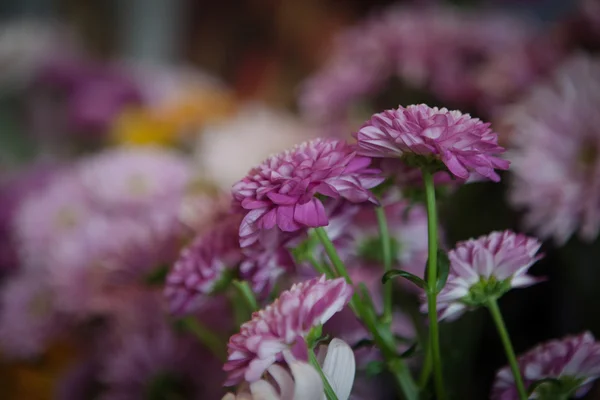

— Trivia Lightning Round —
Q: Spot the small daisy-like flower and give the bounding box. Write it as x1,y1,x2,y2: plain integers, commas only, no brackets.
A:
492,332,600,400
426,230,543,321
356,104,509,182
165,215,243,314
232,138,384,247
507,56,600,244
0,271,63,358
78,147,191,212
223,338,356,400
223,275,353,385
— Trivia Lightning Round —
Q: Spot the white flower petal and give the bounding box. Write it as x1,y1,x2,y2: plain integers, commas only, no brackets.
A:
289,361,324,400
320,338,356,400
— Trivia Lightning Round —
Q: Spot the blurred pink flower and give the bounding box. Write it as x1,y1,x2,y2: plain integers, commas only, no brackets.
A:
428,230,543,321
165,215,243,314
508,55,600,244
223,275,353,386
100,292,224,400
196,103,315,190
78,146,191,212
232,138,383,248
0,271,63,358
492,332,600,400
356,104,509,181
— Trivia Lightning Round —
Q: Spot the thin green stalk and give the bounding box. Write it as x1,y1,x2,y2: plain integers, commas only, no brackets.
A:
308,254,335,279
487,298,528,400
375,206,393,324
418,344,433,389
423,169,445,400
232,280,259,313
180,316,226,361
309,348,339,400
313,227,418,400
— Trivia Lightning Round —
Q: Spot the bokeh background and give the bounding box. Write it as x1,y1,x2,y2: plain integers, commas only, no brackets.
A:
1,0,599,399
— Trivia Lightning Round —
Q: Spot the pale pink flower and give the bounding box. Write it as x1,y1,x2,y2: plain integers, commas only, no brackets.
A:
223,275,353,385
197,103,315,190
77,146,191,212
223,338,356,400
507,55,600,244
356,104,509,182
492,332,600,400
428,230,543,321
165,215,243,314
232,138,383,248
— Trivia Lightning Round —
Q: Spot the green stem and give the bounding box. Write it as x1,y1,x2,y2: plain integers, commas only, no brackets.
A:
375,206,393,324
487,298,528,400
418,344,433,389
180,316,226,361
309,348,339,400
313,227,418,400
232,280,259,314
422,169,445,400
308,254,335,279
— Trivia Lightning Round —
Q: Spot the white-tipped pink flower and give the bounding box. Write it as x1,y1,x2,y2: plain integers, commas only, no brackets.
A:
356,104,509,182
428,230,543,321
492,332,600,400
232,138,384,248
223,338,356,400
223,276,353,386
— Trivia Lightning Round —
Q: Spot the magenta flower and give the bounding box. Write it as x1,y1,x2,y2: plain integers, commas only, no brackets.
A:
356,104,509,181
232,138,384,247
223,275,353,386
0,271,63,358
492,332,600,400
508,56,600,244
427,230,543,321
165,215,243,314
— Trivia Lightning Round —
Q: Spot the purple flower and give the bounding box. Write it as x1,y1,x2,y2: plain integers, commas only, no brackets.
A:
427,230,543,321
508,56,600,244
0,271,63,358
78,146,191,213
99,292,224,400
223,275,353,386
356,104,509,181
165,215,243,314
492,332,600,400
232,138,384,247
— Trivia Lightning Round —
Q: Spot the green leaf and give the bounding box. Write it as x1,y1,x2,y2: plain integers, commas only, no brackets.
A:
527,378,563,396
436,250,450,293
352,338,375,350
382,270,428,290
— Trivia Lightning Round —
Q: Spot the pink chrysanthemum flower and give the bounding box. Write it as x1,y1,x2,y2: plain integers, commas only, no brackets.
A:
78,146,191,212
165,215,243,314
426,230,543,321
0,271,63,358
232,138,384,247
223,275,353,386
492,332,600,400
507,56,600,244
356,104,509,182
